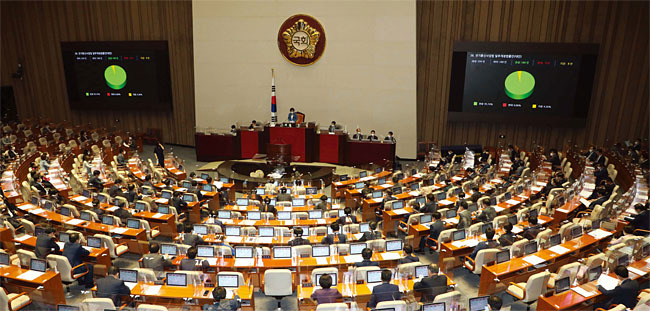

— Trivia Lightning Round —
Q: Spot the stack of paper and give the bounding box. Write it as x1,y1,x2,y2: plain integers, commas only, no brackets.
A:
344,255,363,263
234,258,255,267
152,213,165,218
444,218,459,224
588,229,613,240
30,208,46,215
439,199,454,205
16,270,44,281
494,206,505,213
66,219,85,225
597,274,620,291
408,191,420,196
522,255,545,265
315,257,328,265
392,209,409,215
14,235,32,242
110,228,128,234
548,245,570,255
572,286,597,297
144,285,162,295
381,252,401,260
627,267,646,277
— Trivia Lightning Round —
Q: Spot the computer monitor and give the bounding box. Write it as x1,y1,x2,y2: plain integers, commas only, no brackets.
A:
57,305,81,311
367,270,383,283
309,210,323,219
355,182,364,189
126,219,140,229
508,215,518,226
193,224,208,235
524,241,538,255
481,222,493,234
386,240,403,252
248,211,261,220
359,223,370,233
182,194,194,202
496,250,510,264
119,269,138,283
161,191,172,199
378,178,386,185
416,196,426,205
292,198,306,207
203,184,214,192
359,171,368,178
277,211,291,220
415,265,429,278
642,244,650,257
338,209,346,217
166,273,187,286
59,232,70,243
161,244,177,255
397,173,405,180
220,177,229,183
0,253,10,266
529,209,538,219
339,174,348,181
225,226,241,236
372,191,383,199
350,243,366,255
446,209,457,219
504,192,512,201
273,246,291,259
420,214,432,224
555,276,571,294
392,200,404,210
591,220,601,231
454,187,463,195
218,274,239,288
235,247,253,258
182,181,192,189
588,265,602,282
60,206,70,216
158,206,170,214
572,226,583,239
550,234,562,247
101,215,114,226
392,187,403,195
452,230,466,241
200,173,210,180
135,202,146,211
469,296,489,311
235,198,248,207
411,183,420,190
82,190,90,198
80,211,92,221
30,258,47,272
218,210,231,219
259,227,274,237
436,192,446,201
618,254,629,266
97,195,106,203
375,167,383,173
87,237,102,248
422,303,445,311
197,246,215,258
312,245,330,257
306,187,318,195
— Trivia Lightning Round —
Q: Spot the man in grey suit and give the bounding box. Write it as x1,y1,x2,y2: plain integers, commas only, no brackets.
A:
96,267,131,306
368,269,402,308
478,203,497,222
35,227,60,258
413,264,448,303
142,243,173,278
315,195,328,210
182,224,203,247
457,201,473,230
180,247,210,271
276,188,292,202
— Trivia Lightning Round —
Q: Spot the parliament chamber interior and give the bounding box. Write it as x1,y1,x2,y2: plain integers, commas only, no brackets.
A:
0,1,648,311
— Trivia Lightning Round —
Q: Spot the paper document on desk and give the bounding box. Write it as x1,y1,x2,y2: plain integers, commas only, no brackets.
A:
234,258,255,267
66,219,85,225
381,184,392,189
444,218,458,225
572,286,597,297
588,229,612,240
464,239,480,248
225,236,243,244
110,228,128,234
155,198,167,204
408,191,419,196
144,285,161,295
451,241,465,248
583,183,595,190
71,196,88,202
579,191,592,198
493,206,505,213
373,198,383,203
344,255,363,263
597,274,620,291
257,237,273,244
82,246,93,252
512,226,523,234
315,257,328,265
451,176,462,181
531,186,543,192
414,173,423,178
17,204,32,211
548,245,570,255
439,200,453,205
506,199,520,205
535,181,546,186
316,219,327,224
125,282,137,290
366,282,380,292
56,241,65,249
14,235,32,242
381,252,402,260
175,187,187,192
392,209,409,215
627,267,646,277
152,213,165,218
30,208,46,215
353,233,364,240
556,208,569,213
240,220,255,226
16,270,44,281
523,255,545,265
106,206,118,212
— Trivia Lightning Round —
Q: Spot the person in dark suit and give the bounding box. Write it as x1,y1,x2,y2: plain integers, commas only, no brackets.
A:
108,179,123,198
315,195,328,210
328,121,337,133
189,180,204,201
488,295,503,311
62,233,94,288
397,245,419,264
122,184,138,203
88,170,104,191
469,186,482,203
35,227,60,258
421,194,438,214
352,128,363,141
172,191,188,212
180,247,209,271
547,149,561,168
413,264,447,303
384,131,396,143
422,212,444,252
361,184,373,199
337,207,358,225
367,130,379,142
288,227,311,246
368,269,402,308
114,201,132,225
594,164,609,185
96,267,131,306
310,274,342,305
288,107,298,124
522,216,542,240
596,266,640,309
469,227,499,260
142,243,173,278
354,248,379,267
202,286,241,311
498,223,516,247
321,223,347,244
630,203,650,231
153,141,165,167
276,188,291,202
260,197,277,215
457,201,472,230
359,221,382,242
182,224,203,247
31,175,49,196
478,203,497,223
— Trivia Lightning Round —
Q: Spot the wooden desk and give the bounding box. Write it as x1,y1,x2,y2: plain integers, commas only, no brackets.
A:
345,140,395,167
204,218,338,228
0,265,66,306
478,229,615,295
164,158,186,181
382,207,415,236
331,171,391,199
12,235,111,272
128,283,254,311
132,211,177,237
194,132,240,162
196,232,373,246
0,227,16,253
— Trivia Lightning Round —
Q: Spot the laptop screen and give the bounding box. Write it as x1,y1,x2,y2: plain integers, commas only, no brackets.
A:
306,187,318,195
555,276,570,294
529,209,538,219
87,237,102,248
309,210,323,219
446,209,457,219
504,192,512,201
97,195,106,203
496,250,510,264
359,171,368,178
273,246,291,259
618,254,629,266
359,223,370,233
101,215,113,225
127,219,140,229
351,243,366,255
218,210,231,219
80,211,92,221
508,215,517,226
550,234,561,247
481,223,493,234
378,178,386,185
182,181,192,189
60,206,70,216
203,184,213,192
436,192,447,201
134,202,145,211
182,194,194,202
220,177,229,183
248,211,261,220
315,273,337,286
277,211,291,220
197,246,215,258
469,296,489,311
0,253,10,266
571,226,583,239
193,225,208,235
201,173,210,180
119,269,138,283
292,198,306,207
386,240,403,252
161,191,172,199
367,270,383,283
59,232,70,243
411,183,420,190
524,241,538,255
82,190,91,198
312,245,330,257
30,258,47,272
415,265,428,278
416,196,426,205
57,305,81,311
339,175,348,181
259,227,274,237
158,206,170,214
161,244,177,255
218,274,239,288
225,226,241,236
166,273,187,286
452,230,466,241
235,247,253,258
588,265,602,282
392,201,404,210
422,303,445,311
392,187,403,195
420,214,432,224
372,191,382,199
235,198,249,207
355,182,364,189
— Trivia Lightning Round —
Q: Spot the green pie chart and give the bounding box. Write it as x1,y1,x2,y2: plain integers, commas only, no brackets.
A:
104,65,127,90
504,71,535,100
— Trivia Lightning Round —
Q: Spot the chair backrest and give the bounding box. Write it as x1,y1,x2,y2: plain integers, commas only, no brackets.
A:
511,239,529,258
536,229,553,249
438,229,454,245
275,227,291,237
293,212,308,220
342,224,360,234
16,249,36,267
215,245,232,256
46,254,75,282
396,262,421,277
82,298,116,311
315,303,349,311
332,243,349,256
242,226,257,236
585,253,606,268
369,239,386,252
311,267,338,285
292,245,312,257
354,266,381,282
309,226,328,236
376,301,407,311
493,215,508,229
264,269,293,296
406,213,423,226
95,234,117,257
468,223,482,236
560,223,578,240
433,291,461,304
522,271,550,303
136,304,169,311
20,219,35,235
554,262,582,285
472,249,500,274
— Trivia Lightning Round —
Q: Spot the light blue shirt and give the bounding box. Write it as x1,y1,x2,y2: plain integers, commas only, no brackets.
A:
288,112,297,123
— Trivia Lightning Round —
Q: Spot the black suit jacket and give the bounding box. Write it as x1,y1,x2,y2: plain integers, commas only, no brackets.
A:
288,237,311,246
96,276,131,306
354,259,379,267
359,230,382,242
321,233,347,244
421,202,437,214
413,275,448,302
631,209,650,231
182,233,203,247
368,283,402,308
35,234,60,259
427,220,445,241
62,242,89,268
337,215,358,225
598,278,639,308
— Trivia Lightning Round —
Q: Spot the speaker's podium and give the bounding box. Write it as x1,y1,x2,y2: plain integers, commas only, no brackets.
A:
265,124,316,162
239,126,265,158
318,130,346,164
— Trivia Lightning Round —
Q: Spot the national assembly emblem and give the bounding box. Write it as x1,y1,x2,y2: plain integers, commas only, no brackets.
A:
277,14,326,66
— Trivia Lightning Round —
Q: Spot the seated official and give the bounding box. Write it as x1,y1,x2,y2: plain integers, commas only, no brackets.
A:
108,179,124,198
328,121,337,133
172,191,188,211
189,180,204,201
367,130,379,142
310,274,342,305
421,193,438,214
488,295,503,311
384,131,396,143
181,224,204,247
477,202,497,222
611,225,637,245
96,267,131,306
203,286,240,311
116,149,127,166
413,264,447,303
114,201,132,225
288,227,310,246
180,247,209,271
521,216,543,240
276,187,292,202
457,201,473,230
321,223,347,244
315,195,328,210
498,223,516,247
62,233,94,288
248,120,257,129
230,125,237,135
352,128,364,141
469,227,499,260
337,207,358,225
88,170,104,191
596,266,640,309
35,227,60,258
368,269,402,308
629,203,649,231
397,245,419,264
359,221,382,242
355,248,380,267
422,212,444,251
288,107,297,124
142,242,173,278
260,197,277,215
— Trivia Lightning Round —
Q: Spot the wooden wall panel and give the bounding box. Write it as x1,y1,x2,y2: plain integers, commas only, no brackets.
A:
0,0,195,146
417,0,649,150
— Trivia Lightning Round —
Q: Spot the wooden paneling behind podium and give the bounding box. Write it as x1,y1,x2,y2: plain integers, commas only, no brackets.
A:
0,0,195,146
417,0,649,149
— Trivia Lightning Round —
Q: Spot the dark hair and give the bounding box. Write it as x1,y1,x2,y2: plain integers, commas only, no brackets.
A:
108,266,120,276
330,222,340,232
280,188,287,194
485,227,495,240
412,202,420,211
432,212,441,220
212,286,227,301
294,227,303,236
634,203,645,211
361,248,373,260
145,175,151,181
128,184,135,191
427,193,435,201
369,221,378,230
118,201,125,208
488,295,503,310
115,178,123,184
191,180,198,187
504,222,513,233
69,233,79,243
45,227,56,234
149,242,160,253
380,269,392,282
290,107,295,112
614,265,629,278
344,207,352,215
189,172,196,178
184,224,193,233
320,195,328,201
388,131,393,135
186,247,198,259
403,245,413,254
93,170,100,176
319,274,333,288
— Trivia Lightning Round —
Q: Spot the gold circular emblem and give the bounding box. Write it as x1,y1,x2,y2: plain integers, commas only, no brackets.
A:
278,14,326,66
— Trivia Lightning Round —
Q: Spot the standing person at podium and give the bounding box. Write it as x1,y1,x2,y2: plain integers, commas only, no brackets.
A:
288,108,298,125
328,121,337,133
367,130,379,142
384,131,396,143
352,128,364,141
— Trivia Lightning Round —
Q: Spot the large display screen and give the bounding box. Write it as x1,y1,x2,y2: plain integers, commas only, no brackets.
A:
61,41,172,110
448,42,598,125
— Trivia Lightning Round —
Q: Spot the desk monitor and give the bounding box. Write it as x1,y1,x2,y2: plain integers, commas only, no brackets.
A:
529,209,538,219
504,192,512,201
101,215,114,225
235,246,253,258
422,303,445,311
469,296,489,311
59,206,70,216
396,173,405,180
220,177,229,183
392,200,404,210
197,246,215,258
182,194,194,202
297,226,310,236
248,211,261,220
465,202,476,213
524,241,538,255
386,240,403,252
200,173,210,180
309,210,323,219
337,209,346,217
225,226,241,236
375,167,383,173
555,276,571,294
378,178,386,185
57,305,81,311
453,187,463,195
367,270,383,283
354,182,364,190
166,273,187,286
135,202,146,211
82,190,91,198
618,254,629,266
642,244,650,258
97,195,106,203
496,250,510,264
277,211,291,220
420,214,432,224
312,245,330,257
86,236,102,248
59,232,70,243
202,184,213,192
416,196,426,205
351,243,366,255
590,220,601,232
436,192,447,201
508,215,518,226
411,183,420,191
306,187,318,195
235,198,249,207
339,175,348,181
161,191,172,199
119,269,138,283
481,222,493,234
446,209,457,219
516,185,524,194
360,223,370,233
259,227,274,237
126,219,140,229
315,273,337,286
550,233,561,247
273,246,291,259
392,186,403,195
30,258,47,272
359,171,368,178
161,243,177,255
0,253,10,266
292,198,306,207
415,265,429,278
158,205,170,214
218,210,231,219
588,265,602,282
571,226,583,239
452,230,466,241
372,191,383,199
193,224,208,235
182,181,192,189
218,274,239,288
